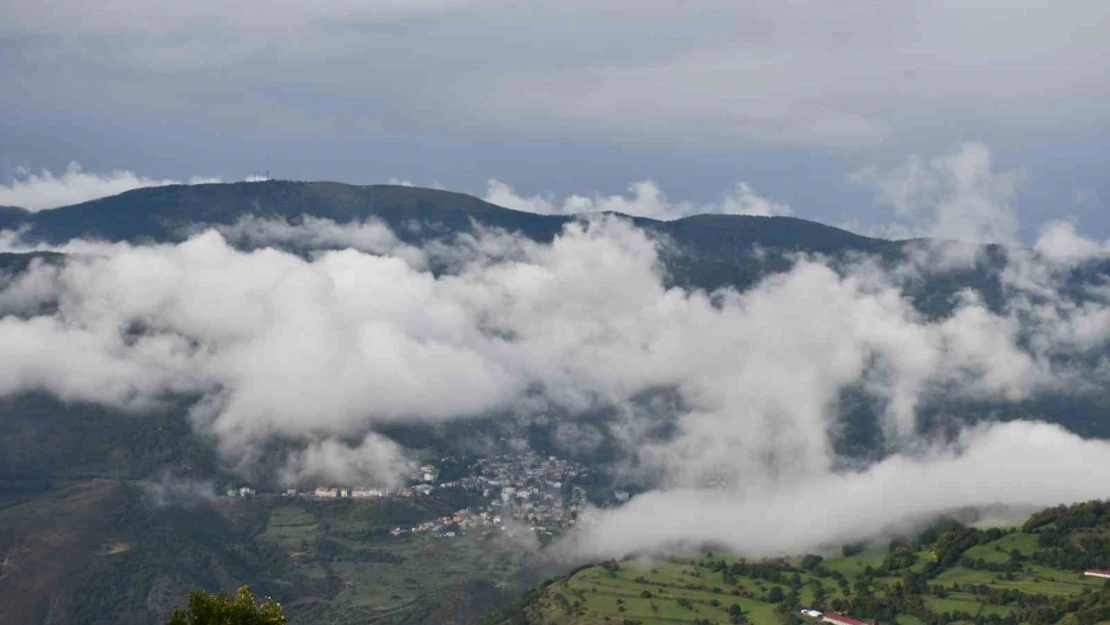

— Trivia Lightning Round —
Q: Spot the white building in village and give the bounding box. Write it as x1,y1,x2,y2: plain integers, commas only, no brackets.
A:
1085,569,1110,579
351,488,384,498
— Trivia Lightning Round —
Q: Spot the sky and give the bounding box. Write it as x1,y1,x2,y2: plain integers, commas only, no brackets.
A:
1,0,1108,241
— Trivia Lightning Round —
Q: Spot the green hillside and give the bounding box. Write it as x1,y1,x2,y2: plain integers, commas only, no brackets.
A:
11,182,566,244
485,501,1110,625
0,206,27,231
0,394,222,501
0,478,539,625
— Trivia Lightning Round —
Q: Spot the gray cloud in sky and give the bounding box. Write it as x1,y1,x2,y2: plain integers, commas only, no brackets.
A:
2,1,1107,148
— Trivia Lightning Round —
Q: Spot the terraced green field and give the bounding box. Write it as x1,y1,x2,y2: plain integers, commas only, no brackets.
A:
249,500,543,624
492,517,1110,625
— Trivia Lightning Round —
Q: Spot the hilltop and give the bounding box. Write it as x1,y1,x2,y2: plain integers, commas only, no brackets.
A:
0,179,1071,312
3,180,877,248
5,182,563,245
0,180,899,294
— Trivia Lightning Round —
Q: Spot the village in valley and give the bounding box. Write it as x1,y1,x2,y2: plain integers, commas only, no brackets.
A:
224,450,604,539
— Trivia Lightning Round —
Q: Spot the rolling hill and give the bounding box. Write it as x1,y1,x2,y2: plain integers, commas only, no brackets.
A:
484,501,1110,625
0,179,1065,312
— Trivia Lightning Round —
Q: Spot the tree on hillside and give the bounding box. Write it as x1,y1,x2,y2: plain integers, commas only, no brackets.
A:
165,586,286,625
842,542,865,557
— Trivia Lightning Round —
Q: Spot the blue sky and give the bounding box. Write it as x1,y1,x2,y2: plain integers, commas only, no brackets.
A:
1,0,1106,241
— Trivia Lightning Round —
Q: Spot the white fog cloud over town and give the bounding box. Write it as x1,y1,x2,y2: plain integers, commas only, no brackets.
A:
3,143,1110,557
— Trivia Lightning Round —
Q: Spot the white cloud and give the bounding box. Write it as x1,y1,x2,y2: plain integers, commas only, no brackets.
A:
280,433,415,488
1,209,1106,506
484,179,790,220
213,214,428,268
141,473,218,507
1033,220,1110,266
850,142,1023,245
562,421,1110,559
0,162,221,211
0,313,206,407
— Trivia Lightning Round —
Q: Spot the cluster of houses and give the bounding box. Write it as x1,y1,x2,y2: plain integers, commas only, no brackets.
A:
392,508,505,538
226,483,436,499
381,452,595,538
225,463,447,500
223,451,595,536
473,452,589,493
470,452,591,526
304,483,435,499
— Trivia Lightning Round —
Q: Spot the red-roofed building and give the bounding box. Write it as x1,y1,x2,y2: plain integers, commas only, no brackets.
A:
822,614,872,625
1085,569,1110,579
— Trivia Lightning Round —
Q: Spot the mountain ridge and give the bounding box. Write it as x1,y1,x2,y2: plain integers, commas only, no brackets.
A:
5,180,883,249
